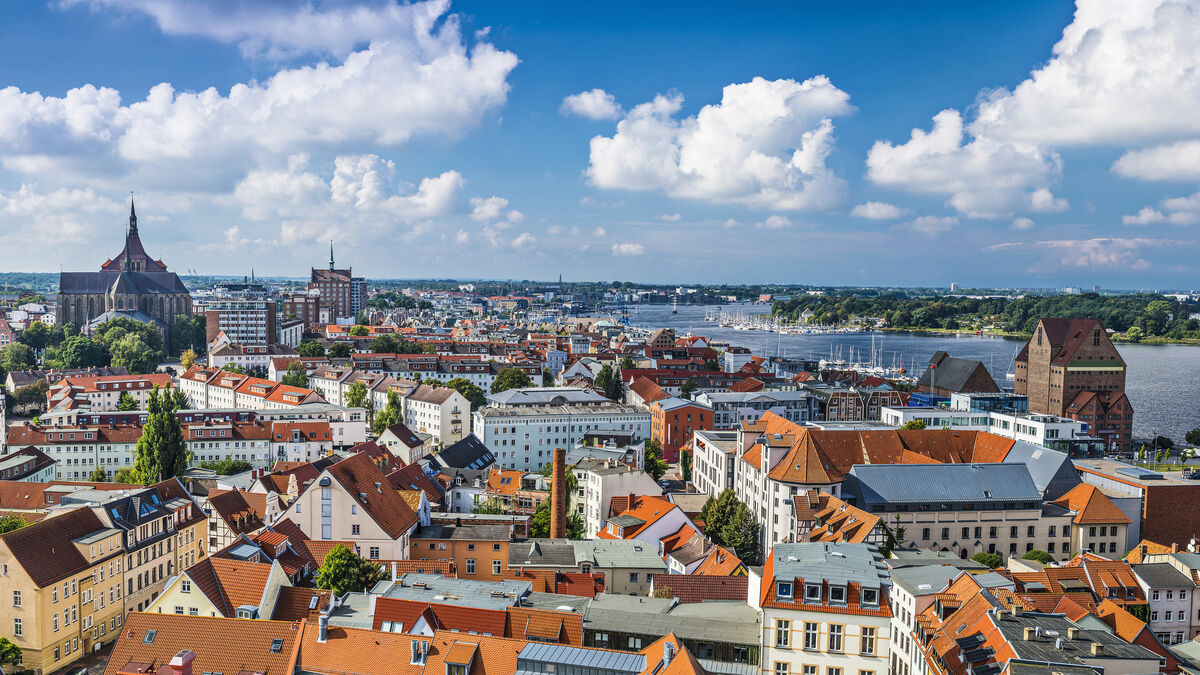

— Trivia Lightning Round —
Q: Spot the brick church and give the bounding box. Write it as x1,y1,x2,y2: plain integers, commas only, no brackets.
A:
55,199,192,350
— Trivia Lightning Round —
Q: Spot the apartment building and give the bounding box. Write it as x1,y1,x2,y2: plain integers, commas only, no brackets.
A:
753,542,893,675
46,373,174,413
0,446,55,482
474,403,651,472
270,420,333,463
880,405,1092,451
694,390,818,429
888,566,979,675
409,522,511,581
691,429,739,496
575,458,664,538
179,366,326,411
506,538,669,596
1049,483,1133,558
648,397,712,463
1133,563,1196,645
204,297,276,346
404,384,469,447
286,453,420,560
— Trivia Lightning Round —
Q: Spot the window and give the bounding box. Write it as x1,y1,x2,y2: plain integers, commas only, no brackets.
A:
175,606,184,615
829,585,846,604
804,621,819,650
492,560,502,575
630,572,639,583
369,547,380,559
941,528,949,540
351,525,360,535
861,588,879,606
777,581,794,600
466,559,476,575
1152,611,1159,622
828,624,843,652
181,579,191,593
775,664,790,675
12,618,21,636
922,528,930,540
861,626,876,655
804,667,817,675
11,590,20,607
805,584,822,602
628,637,642,649
776,619,790,647
828,668,842,675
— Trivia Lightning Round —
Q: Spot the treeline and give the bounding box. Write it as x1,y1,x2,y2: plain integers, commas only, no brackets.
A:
772,292,1199,338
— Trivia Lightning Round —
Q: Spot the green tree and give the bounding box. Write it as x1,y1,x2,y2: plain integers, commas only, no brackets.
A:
593,365,618,401
528,499,586,539
1154,435,1175,450
349,325,369,337
345,381,369,409
370,335,399,353
679,379,696,400
198,458,253,475
88,467,109,482
681,450,692,482
298,340,325,357
328,343,352,358
490,367,533,394
51,335,109,369
315,544,386,595
355,311,370,326
109,333,164,374
221,364,248,375
372,390,403,434
1022,549,1054,564
1187,428,1200,446
171,315,206,354
541,368,554,387
620,354,636,370
0,636,22,675
281,362,310,388
720,501,761,565
704,358,719,371
472,497,508,514
94,316,164,354
0,343,36,374
444,377,486,411
900,419,927,430
971,552,1003,569
113,467,138,484
117,392,139,411
0,515,26,535
20,321,52,351
643,439,668,482
131,387,189,484
700,490,740,543
1124,326,1144,342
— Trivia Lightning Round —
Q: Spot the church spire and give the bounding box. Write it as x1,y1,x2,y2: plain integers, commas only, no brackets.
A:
329,240,335,271
129,192,138,236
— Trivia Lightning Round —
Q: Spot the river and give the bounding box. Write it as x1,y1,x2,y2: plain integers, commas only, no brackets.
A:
628,303,1200,443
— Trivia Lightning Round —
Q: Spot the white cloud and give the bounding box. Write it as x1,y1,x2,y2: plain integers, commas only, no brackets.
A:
454,228,469,243
1035,237,1166,269
0,183,123,244
560,88,623,120
547,225,562,235
1029,187,1068,213
1123,190,1200,225
469,196,508,222
970,0,1200,148
755,214,792,229
62,0,476,61
592,226,607,237
0,2,516,194
1112,140,1200,182
657,213,681,222
850,201,906,220
866,109,1063,219
586,76,854,211
611,243,645,256
898,215,959,235
510,232,536,250
721,218,740,228
1011,217,1036,230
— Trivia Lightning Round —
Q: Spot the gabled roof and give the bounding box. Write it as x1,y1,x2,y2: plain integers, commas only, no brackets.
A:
0,506,113,587
387,463,445,506
185,556,274,617
270,586,330,621
1052,483,1132,525
102,613,302,675
326,453,419,539
650,574,748,603
206,489,266,535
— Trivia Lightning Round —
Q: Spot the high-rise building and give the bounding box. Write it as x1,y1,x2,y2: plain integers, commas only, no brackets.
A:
201,278,274,346
307,242,366,322
1014,317,1133,451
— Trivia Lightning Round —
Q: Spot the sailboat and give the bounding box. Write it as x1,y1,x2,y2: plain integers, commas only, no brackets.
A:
671,295,678,314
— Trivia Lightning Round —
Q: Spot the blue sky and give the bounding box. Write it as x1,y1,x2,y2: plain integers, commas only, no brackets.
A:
0,0,1197,287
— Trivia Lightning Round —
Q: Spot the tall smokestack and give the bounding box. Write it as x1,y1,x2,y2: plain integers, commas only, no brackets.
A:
550,447,566,539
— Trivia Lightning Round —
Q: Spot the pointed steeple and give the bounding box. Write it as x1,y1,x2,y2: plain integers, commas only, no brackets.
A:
329,240,335,271
129,192,138,236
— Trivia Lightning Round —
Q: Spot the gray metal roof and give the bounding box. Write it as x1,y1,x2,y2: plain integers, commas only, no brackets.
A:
372,573,532,611
848,463,1041,506
994,611,1161,663
1133,562,1194,589
575,595,761,645
888,565,965,596
769,542,890,589
1001,441,1076,499
885,549,989,570
488,386,610,407
515,642,645,675
412,523,513,541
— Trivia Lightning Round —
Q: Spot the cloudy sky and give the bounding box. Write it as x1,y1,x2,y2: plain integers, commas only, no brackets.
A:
1,0,1198,287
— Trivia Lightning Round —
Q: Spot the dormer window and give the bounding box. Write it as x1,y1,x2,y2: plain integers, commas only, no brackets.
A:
776,582,793,600
829,585,847,604
861,588,879,606
804,584,822,602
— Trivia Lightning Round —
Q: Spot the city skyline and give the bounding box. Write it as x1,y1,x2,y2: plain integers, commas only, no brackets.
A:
0,1,1197,286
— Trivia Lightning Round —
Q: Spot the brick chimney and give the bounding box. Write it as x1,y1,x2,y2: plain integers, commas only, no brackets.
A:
550,447,566,539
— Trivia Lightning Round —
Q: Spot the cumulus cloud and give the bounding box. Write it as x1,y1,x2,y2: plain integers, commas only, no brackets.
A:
1112,141,1200,182
586,76,854,211
560,88,623,120
755,215,792,229
611,243,645,256
0,183,124,244
1123,190,1200,225
866,109,1064,219
510,232,536,250
592,226,607,237
1011,217,1036,230
850,201,906,220
0,1,516,193
898,215,959,235
1035,237,1166,270
657,213,681,222
468,195,524,227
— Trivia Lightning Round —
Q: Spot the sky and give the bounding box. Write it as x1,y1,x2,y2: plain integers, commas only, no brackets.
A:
0,0,1198,288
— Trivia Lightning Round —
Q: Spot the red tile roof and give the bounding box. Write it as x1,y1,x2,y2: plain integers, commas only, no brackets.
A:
1052,483,1132,525
650,574,748,603
326,453,419,539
